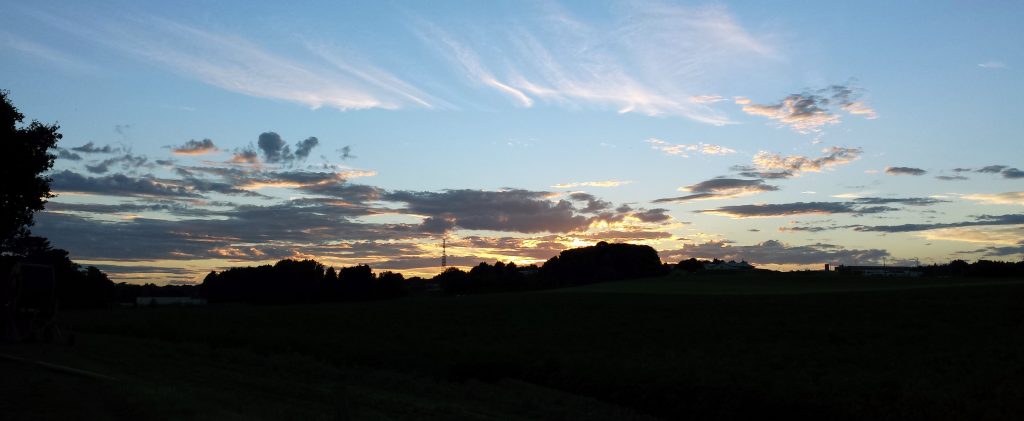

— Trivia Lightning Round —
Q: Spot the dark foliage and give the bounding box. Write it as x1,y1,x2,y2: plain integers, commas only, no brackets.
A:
675,257,706,272
1,237,113,308
1,90,61,255
919,259,1024,277
200,259,406,304
112,282,200,304
541,241,666,285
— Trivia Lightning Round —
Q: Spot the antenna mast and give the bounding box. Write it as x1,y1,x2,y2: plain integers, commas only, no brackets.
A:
441,237,447,268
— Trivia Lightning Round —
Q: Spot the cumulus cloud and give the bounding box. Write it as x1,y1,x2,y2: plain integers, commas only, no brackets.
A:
660,240,888,266
172,138,217,155
257,132,290,163
746,147,862,178
741,85,876,133
885,166,927,176
653,178,777,203
294,137,319,160
699,201,895,218
646,138,736,158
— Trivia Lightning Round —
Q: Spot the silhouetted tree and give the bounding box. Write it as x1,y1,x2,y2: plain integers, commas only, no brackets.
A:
676,258,705,273
541,242,665,285
1,90,61,255
435,267,470,294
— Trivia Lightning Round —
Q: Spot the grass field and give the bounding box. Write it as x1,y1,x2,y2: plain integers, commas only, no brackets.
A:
3,275,1024,420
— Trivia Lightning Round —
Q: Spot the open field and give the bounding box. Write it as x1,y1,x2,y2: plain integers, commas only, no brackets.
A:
4,275,1024,420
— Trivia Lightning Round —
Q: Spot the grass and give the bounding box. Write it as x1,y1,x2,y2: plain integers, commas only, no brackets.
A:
3,274,1024,420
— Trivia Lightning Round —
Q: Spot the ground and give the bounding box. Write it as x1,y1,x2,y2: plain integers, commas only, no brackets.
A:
3,274,1024,420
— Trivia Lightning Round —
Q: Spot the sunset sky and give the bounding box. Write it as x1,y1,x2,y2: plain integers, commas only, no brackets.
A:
2,1,1022,284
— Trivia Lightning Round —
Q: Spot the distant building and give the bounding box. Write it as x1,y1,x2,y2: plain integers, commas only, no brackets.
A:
835,265,922,277
135,297,207,306
704,261,755,271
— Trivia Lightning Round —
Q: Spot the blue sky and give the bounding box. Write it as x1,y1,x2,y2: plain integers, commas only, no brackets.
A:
2,0,1022,283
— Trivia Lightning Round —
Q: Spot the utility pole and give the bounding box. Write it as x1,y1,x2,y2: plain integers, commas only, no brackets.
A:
441,237,447,268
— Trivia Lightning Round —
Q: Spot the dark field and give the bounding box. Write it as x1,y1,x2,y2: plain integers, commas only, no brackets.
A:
4,275,1024,420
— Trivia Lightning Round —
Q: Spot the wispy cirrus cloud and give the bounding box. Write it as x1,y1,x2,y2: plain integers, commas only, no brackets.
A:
0,31,91,71
65,14,436,111
420,2,776,124
646,138,737,158
978,61,1007,69
963,192,1024,206
551,180,633,189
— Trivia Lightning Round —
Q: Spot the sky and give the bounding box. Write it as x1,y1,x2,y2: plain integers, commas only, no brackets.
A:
2,0,1023,284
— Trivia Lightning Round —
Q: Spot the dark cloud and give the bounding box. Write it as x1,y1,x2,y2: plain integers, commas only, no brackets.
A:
294,137,319,159
50,170,200,198
660,240,889,266
936,175,969,181
44,200,216,218
55,148,83,161
384,189,590,234
172,138,217,155
339,145,355,160
885,166,927,176
852,197,948,206
699,201,895,218
569,192,612,213
653,178,778,203
1001,168,1024,179
255,132,321,163
257,132,290,162
85,153,149,174
854,214,1024,233
958,242,1024,258
731,167,793,179
33,199,427,262
632,208,672,223
71,142,121,154
976,165,1007,173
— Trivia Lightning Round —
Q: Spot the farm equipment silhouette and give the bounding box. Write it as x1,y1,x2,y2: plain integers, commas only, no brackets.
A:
3,263,70,344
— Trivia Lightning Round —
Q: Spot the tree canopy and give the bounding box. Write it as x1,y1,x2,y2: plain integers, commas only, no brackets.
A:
1,90,61,255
